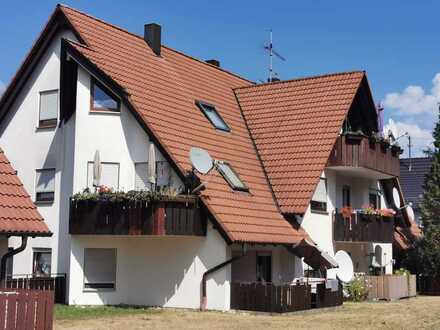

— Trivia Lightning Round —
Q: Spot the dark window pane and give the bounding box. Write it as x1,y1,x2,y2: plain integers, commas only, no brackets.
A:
33,250,51,276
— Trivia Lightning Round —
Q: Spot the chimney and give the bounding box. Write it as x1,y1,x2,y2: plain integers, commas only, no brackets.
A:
144,23,161,56
206,59,220,67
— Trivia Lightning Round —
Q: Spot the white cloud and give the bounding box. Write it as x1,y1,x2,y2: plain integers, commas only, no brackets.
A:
384,73,440,115
384,119,432,157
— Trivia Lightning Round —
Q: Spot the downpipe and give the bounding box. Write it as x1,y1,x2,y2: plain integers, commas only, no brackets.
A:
0,236,28,287
200,245,245,311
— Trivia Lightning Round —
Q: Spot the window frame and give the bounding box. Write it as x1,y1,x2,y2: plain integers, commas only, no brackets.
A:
195,100,231,132
35,168,56,204
216,161,249,192
90,77,121,113
38,89,59,129
311,177,327,213
83,248,117,291
87,161,120,190
32,248,52,277
134,161,171,190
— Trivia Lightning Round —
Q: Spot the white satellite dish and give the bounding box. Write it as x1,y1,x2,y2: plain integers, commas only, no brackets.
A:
334,250,354,284
405,205,415,222
392,187,401,208
372,245,385,268
189,147,214,175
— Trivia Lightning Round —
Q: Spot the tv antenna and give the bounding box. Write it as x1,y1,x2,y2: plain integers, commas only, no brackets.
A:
263,29,286,82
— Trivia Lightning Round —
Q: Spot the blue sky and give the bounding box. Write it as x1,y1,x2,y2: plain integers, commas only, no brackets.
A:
0,0,438,156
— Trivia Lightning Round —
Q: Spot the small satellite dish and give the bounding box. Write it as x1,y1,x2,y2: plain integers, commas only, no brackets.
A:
405,205,415,222
189,147,214,175
392,187,401,208
372,245,385,268
334,250,354,283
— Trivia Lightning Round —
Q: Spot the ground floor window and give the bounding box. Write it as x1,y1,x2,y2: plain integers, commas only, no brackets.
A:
84,248,116,290
256,252,272,283
33,248,51,276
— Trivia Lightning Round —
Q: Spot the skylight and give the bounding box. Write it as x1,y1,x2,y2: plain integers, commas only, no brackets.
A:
217,162,248,192
196,101,231,132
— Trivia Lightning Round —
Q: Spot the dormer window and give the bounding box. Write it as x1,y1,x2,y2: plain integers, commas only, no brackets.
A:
90,78,120,113
217,162,248,192
196,101,230,132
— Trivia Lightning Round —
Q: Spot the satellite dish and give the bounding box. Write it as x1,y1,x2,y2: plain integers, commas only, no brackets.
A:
405,205,415,222
372,245,385,268
189,147,214,174
334,250,354,283
392,187,401,208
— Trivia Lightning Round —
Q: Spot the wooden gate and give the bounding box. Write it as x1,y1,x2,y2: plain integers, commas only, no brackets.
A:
0,289,54,330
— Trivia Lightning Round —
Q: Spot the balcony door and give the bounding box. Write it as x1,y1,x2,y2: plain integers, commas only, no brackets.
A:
256,252,272,283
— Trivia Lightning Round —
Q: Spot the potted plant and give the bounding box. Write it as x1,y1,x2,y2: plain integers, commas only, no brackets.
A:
377,208,396,221
343,130,365,144
360,204,377,222
369,132,381,149
391,143,404,157
380,137,391,151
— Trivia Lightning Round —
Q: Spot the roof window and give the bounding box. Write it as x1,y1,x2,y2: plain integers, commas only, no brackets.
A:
196,101,230,132
217,161,248,192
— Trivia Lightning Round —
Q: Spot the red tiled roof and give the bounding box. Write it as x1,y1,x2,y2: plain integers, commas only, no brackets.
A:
235,72,365,214
0,149,50,236
58,5,307,244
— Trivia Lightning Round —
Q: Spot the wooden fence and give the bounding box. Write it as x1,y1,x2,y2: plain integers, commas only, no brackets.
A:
6,274,66,304
230,282,312,313
418,276,440,295
0,289,54,330
365,275,416,300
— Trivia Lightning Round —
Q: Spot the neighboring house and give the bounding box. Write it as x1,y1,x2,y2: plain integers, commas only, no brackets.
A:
0,5,409,310
400,157,431,226
0,148,51,283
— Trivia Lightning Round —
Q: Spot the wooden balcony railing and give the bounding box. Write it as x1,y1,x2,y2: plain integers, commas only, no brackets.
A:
327,134,400,177
333,212,395,243
69,196,207,236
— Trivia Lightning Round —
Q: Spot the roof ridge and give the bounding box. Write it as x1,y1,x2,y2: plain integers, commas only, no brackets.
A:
57,4,253,84
234,70,365,90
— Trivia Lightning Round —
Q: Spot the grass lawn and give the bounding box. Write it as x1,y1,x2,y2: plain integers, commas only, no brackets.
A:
54,296,440,330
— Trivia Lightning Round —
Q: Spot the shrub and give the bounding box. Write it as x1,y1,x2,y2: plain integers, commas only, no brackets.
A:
346,276,369,302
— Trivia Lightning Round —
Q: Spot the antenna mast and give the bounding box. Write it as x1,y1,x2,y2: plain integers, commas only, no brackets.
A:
269,29,273,82
263,29,286,82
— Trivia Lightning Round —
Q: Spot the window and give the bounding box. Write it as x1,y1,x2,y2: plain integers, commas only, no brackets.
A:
39,90,58,128
90,78,120,112
256,252,272,283
196,101,230,132
33,249,51,276
311,177,327,212
87,162,119,190
84,248,116,290
216,162,248,192
35,169,55,203
342,185,351,207
135,161,171,190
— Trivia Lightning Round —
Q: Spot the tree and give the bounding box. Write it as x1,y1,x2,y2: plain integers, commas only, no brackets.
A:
402,226,440,276
420,107,440,228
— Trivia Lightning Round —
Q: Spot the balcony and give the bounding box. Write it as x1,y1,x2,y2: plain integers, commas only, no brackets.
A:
69,195,207,236
333,212,394,243
327,134,400,177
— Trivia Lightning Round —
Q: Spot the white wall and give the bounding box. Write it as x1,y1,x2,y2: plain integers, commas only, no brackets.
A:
69,223,230,310
301,169,394,274
72,66,182,195
0,30,77,275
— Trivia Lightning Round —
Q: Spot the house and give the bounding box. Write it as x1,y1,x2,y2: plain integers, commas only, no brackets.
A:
400,157,431,226
392,157,427,258
0,148,51,283
0,5,408,310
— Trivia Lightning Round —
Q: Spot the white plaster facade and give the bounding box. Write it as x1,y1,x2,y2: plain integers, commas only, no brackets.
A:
300,169,394,275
